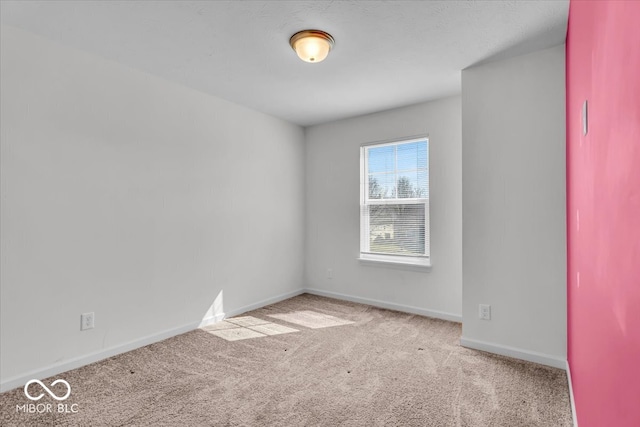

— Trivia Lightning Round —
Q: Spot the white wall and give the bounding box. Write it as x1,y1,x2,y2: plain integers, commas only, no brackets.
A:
0,21,567,390
0,26,305,386
304,97,462,319
461,45,566,366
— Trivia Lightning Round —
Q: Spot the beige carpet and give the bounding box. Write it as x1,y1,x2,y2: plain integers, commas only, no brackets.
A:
0,294,573,426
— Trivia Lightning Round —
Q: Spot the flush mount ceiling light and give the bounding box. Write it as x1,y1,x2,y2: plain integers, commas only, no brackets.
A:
289,30,335,63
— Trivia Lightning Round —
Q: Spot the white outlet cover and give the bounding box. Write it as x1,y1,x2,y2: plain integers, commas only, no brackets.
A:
479,304,491,320
81,312,94,330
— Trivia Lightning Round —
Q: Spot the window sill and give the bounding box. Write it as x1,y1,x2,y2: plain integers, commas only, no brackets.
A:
358,254,431,270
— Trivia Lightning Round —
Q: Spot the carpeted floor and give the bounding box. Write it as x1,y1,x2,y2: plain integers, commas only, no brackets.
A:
0,294,573,426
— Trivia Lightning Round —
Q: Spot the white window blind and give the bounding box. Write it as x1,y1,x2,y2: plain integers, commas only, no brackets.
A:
360,137,430,265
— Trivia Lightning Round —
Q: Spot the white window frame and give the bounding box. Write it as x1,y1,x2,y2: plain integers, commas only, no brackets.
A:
359,136,431,268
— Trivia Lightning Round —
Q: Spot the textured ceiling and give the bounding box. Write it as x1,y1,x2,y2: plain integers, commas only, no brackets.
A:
0,1,568,126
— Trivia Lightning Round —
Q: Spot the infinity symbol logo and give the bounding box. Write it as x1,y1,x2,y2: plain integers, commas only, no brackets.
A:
24,379,71,401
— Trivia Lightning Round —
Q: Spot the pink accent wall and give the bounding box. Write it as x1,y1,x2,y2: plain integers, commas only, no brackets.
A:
566,1,640,426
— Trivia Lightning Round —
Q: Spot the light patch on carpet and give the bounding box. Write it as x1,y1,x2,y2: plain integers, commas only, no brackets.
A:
207,327,266,341
268,310,354,329
200,320,240,331
247,323,298,336
202,317,299,341
225,316,270,327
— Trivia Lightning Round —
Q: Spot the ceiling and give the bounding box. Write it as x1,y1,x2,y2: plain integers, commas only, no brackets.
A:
0,1,569,127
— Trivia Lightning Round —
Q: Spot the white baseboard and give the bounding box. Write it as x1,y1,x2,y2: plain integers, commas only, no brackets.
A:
224,289,305,318
303,288,462,323
566,360,579,427
0,320,200,393
459,336,566,369
0,288,305,393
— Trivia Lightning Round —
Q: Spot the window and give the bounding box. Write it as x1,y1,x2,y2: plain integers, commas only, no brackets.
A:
359,137,430,267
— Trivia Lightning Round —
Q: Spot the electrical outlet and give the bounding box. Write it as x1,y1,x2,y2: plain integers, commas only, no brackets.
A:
327,268,333,279
81,312,94,330
479,304,491,320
